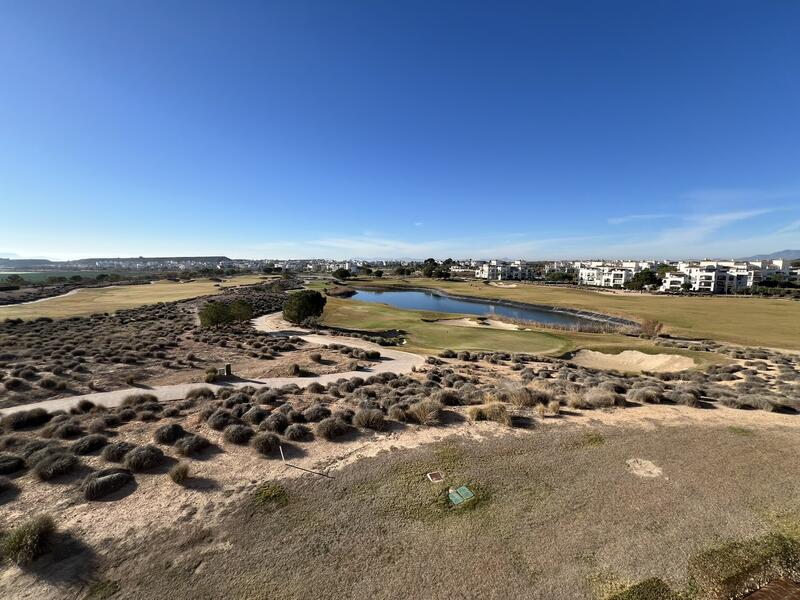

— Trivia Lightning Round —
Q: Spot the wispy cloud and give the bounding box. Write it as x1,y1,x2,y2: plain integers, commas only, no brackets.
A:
777,219,800,234
607,213,672,225
413,222,424,227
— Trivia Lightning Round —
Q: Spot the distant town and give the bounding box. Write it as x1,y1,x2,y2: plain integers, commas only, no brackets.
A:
2,253,799,296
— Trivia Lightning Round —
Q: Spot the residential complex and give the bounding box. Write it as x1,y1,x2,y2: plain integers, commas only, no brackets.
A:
474,259,536,281
574,258,797,293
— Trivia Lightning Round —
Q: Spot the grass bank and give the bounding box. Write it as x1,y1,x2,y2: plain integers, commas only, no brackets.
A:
353,278,800,350
0,275,267,320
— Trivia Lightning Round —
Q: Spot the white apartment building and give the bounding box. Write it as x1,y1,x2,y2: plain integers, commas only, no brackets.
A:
475,259,535,281
578,266,639,288
659,259,792,293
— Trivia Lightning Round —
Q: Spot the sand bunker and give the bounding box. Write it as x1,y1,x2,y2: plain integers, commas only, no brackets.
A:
626,458,663,478
571,349,695,373
440,317,520,331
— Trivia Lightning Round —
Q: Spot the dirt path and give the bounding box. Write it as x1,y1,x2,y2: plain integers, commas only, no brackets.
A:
0,313,424,416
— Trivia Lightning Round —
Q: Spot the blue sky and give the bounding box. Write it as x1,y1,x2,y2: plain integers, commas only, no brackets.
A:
1,0,799,260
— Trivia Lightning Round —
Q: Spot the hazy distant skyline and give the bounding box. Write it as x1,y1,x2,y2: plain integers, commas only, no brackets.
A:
2,1,799,260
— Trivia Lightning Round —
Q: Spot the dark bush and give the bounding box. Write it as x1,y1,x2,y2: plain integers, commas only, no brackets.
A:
175,435,210,457
388,405,407,421
76,399,96,413
121,393,157,407
34,452,79,481
302,404,331,422
207,409,237,431
353,408,386,431
186,387,215,400
223,424,254,444
153,423,186,444
169,462,190,484
250,432,280,455
242,407,269,425
123,444,165,472
102,441,137,462
83,468,134,500
0,452,26,474
1,408,52,431
284,423,312,441
261,412,289,433
317,417,349,440
71,434,109,455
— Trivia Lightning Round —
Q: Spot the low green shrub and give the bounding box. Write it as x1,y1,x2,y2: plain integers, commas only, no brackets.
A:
1,514,55,565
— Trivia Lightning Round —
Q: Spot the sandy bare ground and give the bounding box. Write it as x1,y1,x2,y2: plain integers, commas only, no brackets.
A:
570,349,695,373
437,317,520,330
2,398,798,600
0,313,424,416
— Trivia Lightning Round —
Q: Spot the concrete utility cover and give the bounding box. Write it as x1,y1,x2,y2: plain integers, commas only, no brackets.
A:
626,458,663,478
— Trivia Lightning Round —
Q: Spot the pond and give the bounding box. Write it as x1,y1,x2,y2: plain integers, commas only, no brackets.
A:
349,288,599,327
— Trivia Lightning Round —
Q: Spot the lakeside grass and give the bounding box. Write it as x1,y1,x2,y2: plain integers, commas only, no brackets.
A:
351,278,800,350
322,297,724,367
0,275,267,320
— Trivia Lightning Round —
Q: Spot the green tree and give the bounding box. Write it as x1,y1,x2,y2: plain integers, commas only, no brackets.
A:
229,300,253,321
332,268,351,280
198,300,253,327
5,274,25,284
283,290,327,324
374,269,384,278
624,269,662,291
362,266,373,275
69,275,83,282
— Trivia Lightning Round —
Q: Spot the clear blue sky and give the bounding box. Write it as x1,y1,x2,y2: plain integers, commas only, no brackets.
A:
1,0,799,260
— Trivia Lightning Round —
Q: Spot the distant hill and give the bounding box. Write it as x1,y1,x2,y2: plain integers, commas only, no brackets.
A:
739,249,800,261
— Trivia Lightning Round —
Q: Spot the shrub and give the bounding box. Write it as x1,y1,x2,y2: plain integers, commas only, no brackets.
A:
306,382,325,394
687,533,800,599
352,408,386,431
175,435,210,457
388,405,406,421
627,387,664,404
406,399,443,426
186,387,215,400
1,514,55,565
207,409,237,431
254,482,288,509
284,423,311,441
34,452,79,481
71,434,109,455
169,462,190,484
548,399,561,415
76,399,96,413
467,402,512,426
223,424,254,444
302,404,330,422
309,352,322,363
261,412,289,433
204,368,218,383
316,417,350,440
283,290,326,324
640,319,664,337
153,423,186,444
0,452,25,475
123,445,164,472
250,432,280,456
607,578,679,600
50,422,84,439
242,406,269,425
83,468,134,500
121,393,157,407
102,442,137,462
1,408,52,431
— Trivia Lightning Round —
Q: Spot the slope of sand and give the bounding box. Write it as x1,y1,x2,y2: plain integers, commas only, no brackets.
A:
439,317,520,330
570,349,695,372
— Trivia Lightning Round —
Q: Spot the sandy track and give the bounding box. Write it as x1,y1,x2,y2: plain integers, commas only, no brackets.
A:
0,313,424,415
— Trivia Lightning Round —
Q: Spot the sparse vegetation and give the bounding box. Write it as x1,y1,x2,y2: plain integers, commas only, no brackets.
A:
123,444,165,472
1,514,55,565
169,462,190,484
254,482,288,509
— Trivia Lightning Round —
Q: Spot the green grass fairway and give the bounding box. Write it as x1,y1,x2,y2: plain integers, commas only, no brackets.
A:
352,278,800,350
0,275,266,320
322,297,723,367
